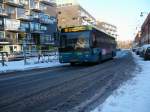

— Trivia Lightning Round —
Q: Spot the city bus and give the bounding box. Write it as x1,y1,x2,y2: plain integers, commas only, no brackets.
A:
58,25,117,65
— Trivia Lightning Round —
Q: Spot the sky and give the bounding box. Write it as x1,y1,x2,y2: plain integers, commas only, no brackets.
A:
77,0,150,41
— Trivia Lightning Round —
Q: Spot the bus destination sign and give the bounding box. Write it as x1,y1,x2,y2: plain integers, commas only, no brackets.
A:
62,26,92,32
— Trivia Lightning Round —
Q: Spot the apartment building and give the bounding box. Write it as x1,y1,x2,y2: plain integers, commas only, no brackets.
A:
133,31,141,47
96,21,117,38
57,2,97,29
0,0,57,53
140,13,150,45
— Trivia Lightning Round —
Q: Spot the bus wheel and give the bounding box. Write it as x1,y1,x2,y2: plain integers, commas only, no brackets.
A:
70,62,75,66
98,54,102,64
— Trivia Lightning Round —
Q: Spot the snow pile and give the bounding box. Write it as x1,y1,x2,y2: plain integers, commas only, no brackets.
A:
92,53,150,112
0,56,65,73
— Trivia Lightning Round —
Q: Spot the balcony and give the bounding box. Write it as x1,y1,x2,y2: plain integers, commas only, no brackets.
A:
40,18,51,24
17,15,33,21
0,38,10,44
39,0,56,6
39,14,51,24
30,23,43,33
30,2,45,12
32,13,40,20
18,39,35,45
17,9,33,21
3,0,24,7
5,19,27,32
0,8,8,17
5,27,26,32
40,34,55,45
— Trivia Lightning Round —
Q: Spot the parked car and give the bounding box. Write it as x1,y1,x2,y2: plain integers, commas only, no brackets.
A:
135,47,140,55
139,44,150,60
132,48,137,52
136,47,143,55
142,45,150,60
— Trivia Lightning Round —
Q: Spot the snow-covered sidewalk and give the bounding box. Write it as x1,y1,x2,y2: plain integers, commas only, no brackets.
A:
92,52,150,112
0,56,65,73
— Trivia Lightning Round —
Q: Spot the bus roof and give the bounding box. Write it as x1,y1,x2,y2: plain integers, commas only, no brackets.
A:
61,25,116,39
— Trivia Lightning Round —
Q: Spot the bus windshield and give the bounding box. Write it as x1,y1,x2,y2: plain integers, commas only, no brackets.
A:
60,31,90,50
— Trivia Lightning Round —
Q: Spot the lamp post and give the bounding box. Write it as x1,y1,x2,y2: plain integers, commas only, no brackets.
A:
140,12,150,44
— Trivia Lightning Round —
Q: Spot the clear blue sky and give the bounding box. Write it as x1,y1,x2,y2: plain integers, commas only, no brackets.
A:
77,0,150,41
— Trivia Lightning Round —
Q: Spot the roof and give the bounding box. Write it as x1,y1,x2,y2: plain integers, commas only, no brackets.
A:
141,13,150,29
61,25,116,39
142,44,150,49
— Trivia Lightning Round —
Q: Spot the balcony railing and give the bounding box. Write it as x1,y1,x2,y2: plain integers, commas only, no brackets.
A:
40,18,51,24
17,15,33,21
3,0,24,7
39,0,56,6
18,39,35,45
5,26,26,32
0,8,8,17
39,15,51,24
5,19,27,32
40,39,55,45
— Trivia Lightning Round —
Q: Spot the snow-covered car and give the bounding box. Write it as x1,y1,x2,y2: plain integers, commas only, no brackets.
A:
139,44,150,60
143,46,150,60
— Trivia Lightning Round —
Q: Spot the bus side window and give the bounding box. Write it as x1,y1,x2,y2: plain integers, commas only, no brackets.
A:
92,33,97,47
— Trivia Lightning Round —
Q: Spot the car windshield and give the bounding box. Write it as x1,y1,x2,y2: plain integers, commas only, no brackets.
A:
146,47,150,53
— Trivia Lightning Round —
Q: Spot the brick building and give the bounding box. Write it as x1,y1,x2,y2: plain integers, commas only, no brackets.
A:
140,13,150,45
57,2,97,29
133,31,141,47
0,0,57,53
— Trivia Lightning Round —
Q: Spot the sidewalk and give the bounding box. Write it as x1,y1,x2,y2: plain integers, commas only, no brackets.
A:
0,56,65,74
91,52,150,112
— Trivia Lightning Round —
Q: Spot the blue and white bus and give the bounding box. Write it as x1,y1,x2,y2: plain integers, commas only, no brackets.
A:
59,25,117,65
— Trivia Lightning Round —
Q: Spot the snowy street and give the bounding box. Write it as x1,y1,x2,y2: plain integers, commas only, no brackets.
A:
92,52,150,112
0,50,136,112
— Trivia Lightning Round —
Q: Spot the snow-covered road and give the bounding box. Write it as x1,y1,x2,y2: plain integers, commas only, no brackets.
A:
92,52,150,112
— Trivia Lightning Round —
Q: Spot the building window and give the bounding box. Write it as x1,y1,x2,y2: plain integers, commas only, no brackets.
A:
7,6,15,14
72,17,77,20
0,19,3,25
0,32,4,39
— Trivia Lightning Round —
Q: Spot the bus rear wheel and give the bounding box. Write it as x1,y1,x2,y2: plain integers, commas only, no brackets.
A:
97,54,102,64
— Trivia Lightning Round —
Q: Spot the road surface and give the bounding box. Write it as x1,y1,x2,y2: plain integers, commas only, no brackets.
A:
0,51,136,112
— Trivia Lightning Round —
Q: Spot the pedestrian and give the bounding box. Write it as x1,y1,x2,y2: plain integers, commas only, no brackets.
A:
38,51,41,63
